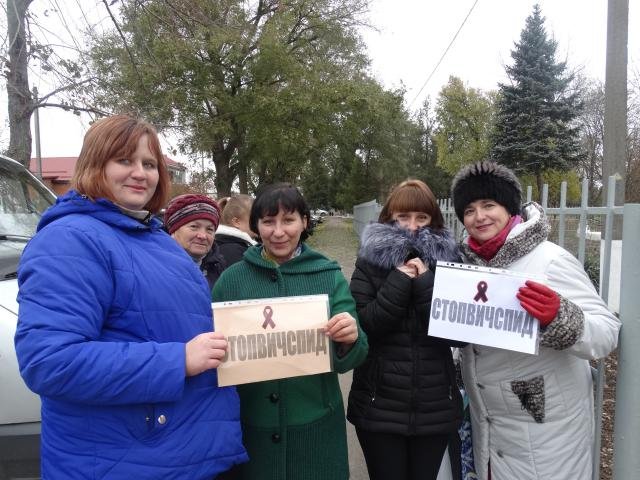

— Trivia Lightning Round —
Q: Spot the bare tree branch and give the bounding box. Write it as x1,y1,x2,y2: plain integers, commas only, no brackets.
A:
37,101,110,116
36,77,96,104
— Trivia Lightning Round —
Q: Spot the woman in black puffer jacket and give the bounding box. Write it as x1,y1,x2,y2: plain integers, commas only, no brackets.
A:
214,194,257,266
347,179,463,480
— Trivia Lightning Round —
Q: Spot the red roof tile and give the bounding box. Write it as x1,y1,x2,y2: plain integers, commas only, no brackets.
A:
29,155,186,183
29,157,77,182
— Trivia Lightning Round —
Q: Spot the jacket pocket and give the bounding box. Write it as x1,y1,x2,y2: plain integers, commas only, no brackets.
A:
122,403,156,440
509,376,545,423
368,357,382,404
500,372,568,423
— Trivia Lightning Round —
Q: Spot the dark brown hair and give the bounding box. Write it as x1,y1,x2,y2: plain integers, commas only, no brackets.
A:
71,115,170,213
378,179,445,230
250,183,312,242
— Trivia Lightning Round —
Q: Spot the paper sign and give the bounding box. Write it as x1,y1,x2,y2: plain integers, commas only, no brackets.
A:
428,262,543,354
212,295,332,386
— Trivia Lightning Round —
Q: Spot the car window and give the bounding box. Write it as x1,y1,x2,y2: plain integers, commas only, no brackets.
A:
0,158,56,279
0,160,55,239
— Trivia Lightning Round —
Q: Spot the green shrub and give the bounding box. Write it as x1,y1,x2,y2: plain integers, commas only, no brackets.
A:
583,253,601,292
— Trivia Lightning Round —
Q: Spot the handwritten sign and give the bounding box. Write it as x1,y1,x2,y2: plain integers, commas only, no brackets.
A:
428,262,543,354
212,295,332,386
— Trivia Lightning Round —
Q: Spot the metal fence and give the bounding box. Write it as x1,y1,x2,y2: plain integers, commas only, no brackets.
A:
352,177,640,479
352,200,382,239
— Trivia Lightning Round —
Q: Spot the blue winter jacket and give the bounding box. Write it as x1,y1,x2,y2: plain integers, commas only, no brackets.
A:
15,191,248,479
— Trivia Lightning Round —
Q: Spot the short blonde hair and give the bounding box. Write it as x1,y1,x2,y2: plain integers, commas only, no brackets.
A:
219,194,253,225
71,115,170,213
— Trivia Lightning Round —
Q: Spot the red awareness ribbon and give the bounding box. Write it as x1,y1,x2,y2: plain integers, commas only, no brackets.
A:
262,306,276,329
474,281,488,303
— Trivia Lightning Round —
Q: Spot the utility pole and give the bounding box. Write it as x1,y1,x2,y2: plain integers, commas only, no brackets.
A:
609,3,633,480
613,205,640,479
602,0,628,207
32,86,42,179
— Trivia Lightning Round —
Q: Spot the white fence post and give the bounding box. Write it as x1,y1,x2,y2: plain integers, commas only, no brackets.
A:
613,204,640,479
352,200,382,240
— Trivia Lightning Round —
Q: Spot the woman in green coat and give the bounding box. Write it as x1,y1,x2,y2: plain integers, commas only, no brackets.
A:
212,183,368,480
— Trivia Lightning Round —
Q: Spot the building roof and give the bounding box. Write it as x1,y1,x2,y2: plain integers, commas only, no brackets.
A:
29,155,186,183
165,156,186,170
29,157,76,183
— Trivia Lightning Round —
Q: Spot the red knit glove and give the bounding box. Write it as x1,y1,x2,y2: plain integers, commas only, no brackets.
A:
516,280,560,327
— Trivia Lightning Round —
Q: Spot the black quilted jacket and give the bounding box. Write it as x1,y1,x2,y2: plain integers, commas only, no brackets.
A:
346,223,464,436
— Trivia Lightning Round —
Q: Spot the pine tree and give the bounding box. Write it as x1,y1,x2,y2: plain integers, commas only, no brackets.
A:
491,4,584,192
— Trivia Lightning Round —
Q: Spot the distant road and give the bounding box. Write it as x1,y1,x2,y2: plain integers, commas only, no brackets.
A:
307,216,368,480
309,216,454,480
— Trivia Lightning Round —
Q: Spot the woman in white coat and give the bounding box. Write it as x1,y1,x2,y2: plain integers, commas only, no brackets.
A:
450,161,620,480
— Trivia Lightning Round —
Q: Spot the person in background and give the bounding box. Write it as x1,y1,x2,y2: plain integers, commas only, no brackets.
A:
15,114,247,479
212,182,368,480
165,193,226,289
210,194,257,266
451,160,620,480
347,179,464,480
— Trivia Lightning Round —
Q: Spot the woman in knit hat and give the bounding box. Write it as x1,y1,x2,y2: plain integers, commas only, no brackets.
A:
212,182,368,480
165,193,226,288
451,160,620,480
347,179,464,480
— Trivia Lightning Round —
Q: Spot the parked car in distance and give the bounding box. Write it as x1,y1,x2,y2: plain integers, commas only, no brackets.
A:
0,154,56,479
308,212,321,227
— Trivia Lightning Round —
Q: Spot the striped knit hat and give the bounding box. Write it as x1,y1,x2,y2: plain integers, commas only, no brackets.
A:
164,194,221,234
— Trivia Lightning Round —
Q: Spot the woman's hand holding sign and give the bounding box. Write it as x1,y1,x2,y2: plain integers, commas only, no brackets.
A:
325,312,359,346
185,332,228,376
517,280,560,327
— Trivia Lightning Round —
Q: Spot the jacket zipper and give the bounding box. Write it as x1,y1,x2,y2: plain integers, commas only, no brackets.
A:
409,328,418,435
370,360,378,405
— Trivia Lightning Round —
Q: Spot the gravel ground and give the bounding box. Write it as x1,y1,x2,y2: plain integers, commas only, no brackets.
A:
598,352,618,480
306,216,368,480
308,215,618,480
307,216,360,281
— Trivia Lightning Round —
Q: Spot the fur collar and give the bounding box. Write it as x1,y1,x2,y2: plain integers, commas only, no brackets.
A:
359,222,460,270
461,202,551,268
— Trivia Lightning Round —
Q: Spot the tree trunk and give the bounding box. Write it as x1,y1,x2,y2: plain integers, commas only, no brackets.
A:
237,163,249,194
235,133,249,194
6,0,34,167
211,137,238,197
212,152,233,197
211,132,242,197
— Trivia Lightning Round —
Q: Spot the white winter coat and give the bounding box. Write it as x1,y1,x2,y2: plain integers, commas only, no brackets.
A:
460,203,620,480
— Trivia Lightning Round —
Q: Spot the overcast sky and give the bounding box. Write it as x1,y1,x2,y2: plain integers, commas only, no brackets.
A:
364,0,638,106
1,0,638,161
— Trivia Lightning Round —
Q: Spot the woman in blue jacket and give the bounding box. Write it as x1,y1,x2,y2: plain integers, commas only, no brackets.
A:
14,115,248,479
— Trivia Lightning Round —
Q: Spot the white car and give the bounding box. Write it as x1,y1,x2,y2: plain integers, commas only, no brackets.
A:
0,154,56,478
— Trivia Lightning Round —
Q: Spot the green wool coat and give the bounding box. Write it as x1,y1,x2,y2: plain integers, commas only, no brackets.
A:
212,244,368,480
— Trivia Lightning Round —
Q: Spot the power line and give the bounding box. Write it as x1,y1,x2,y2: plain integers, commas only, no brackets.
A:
50,0,81,51
409,0,480,108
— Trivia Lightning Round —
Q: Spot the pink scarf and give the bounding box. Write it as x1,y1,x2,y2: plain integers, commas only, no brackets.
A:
468,215,522,261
